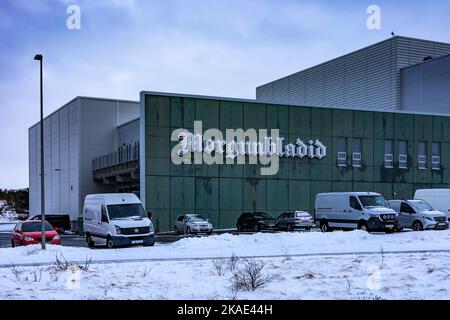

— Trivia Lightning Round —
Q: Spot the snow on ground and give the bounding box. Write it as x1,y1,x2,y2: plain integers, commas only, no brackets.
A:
1,230,450,299
1,229,450,266
1,251,449,300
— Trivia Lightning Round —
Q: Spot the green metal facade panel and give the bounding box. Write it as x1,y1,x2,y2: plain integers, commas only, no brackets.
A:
144,94,450,232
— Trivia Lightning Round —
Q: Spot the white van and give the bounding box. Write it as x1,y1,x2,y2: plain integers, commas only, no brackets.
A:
315,192,398,233
82,193,155,248
414,189,450,222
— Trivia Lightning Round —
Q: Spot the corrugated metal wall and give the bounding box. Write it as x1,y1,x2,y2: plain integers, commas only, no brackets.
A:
256,36,450,112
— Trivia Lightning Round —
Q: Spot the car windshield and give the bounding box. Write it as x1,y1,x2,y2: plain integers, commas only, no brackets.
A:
22,222,53,232
107,204,148,220
295,212,310,217
409,200,434,211
187,215,205,222
253,213,273,220
358,196,388,208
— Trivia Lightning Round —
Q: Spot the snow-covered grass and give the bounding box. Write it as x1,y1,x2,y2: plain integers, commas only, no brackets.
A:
1,229,450,266
1,230,450,299
1,251,450,300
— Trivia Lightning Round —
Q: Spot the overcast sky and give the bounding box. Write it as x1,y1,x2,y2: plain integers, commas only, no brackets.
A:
0,0,449,189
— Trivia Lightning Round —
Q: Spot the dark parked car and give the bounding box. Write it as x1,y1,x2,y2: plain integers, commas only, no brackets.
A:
236,212,278,232
29,213,71,234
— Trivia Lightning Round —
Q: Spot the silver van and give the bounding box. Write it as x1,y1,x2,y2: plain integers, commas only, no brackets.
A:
315,192,398,233
388,199,449,231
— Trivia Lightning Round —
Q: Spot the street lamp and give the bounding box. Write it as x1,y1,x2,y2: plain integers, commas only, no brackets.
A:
34,54,46,250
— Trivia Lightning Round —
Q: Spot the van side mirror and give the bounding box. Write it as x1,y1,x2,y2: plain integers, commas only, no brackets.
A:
101,214,109,223
147,211,152,219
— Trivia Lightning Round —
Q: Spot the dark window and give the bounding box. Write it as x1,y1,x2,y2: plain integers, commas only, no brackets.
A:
352,138,362,167
399,141,408,169
432,142,441,170
418,142,427,169
400,203,415,214
384,140,393,168
22,222,53,232
337,137,347,167
106,204,147,220
349,196,362,211
177,216,184,222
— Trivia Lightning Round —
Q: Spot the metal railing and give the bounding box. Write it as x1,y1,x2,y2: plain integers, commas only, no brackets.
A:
93,142,140,171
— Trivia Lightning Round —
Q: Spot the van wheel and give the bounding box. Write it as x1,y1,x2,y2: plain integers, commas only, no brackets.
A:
174,226,179,235
320,220,330,232
185,227,191,235
86,234,95,248
287,224,293,232
106,236,114,249
358,222,369,232
413,221,424,231
11,240,15,248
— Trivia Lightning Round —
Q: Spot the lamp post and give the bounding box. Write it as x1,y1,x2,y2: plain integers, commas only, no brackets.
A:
34,54,45,250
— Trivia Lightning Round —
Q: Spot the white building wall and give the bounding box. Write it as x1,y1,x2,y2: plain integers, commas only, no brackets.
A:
28,98,80,223
29,97,139,229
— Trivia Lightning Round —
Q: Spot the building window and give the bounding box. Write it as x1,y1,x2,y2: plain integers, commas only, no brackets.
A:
352,138,362,167
399,140,408,169
337,137,347,167
418,142,427,170
432,142,441,170
384,140,393,168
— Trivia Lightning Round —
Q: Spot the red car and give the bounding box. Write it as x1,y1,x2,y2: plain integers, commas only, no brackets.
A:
11,221,61,247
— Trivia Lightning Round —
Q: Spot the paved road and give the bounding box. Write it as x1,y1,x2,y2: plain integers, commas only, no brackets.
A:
0,226,318,248
0,231,209,248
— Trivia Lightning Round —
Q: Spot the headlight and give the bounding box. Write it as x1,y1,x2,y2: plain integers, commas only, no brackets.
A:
149,224,154,232
115,225,122,234
53,234,60,240
24,237,34,241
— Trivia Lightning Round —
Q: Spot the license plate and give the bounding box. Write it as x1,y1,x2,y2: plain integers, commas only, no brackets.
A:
132,240,144,244
438,223,446,226
386,225,394,228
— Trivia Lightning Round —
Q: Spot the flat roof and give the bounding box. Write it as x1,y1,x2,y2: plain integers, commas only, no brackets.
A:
29,96,139,130
141,90,450,118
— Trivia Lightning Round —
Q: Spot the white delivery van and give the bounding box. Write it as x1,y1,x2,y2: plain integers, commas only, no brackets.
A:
82,193,155,248
414,189,450,222
315,192,398,233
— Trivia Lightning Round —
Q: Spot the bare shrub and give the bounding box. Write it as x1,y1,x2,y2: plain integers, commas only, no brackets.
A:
226,254,240,272
141,267,151,278
231,258,273,291
10,265,24,281
53,251,92,272
31,267,44,282
212,258,226,276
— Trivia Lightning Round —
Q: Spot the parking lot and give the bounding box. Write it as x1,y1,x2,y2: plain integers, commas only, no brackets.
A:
0,224,318,248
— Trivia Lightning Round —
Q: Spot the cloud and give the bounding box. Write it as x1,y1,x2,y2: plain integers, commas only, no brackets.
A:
1,0,450,188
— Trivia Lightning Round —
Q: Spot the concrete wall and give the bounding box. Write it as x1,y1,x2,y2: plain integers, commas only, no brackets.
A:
257,36,450,112
29,97,139,227
118,118,140,146
401,54,450,113
143,93,450,232
29,98,80,221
